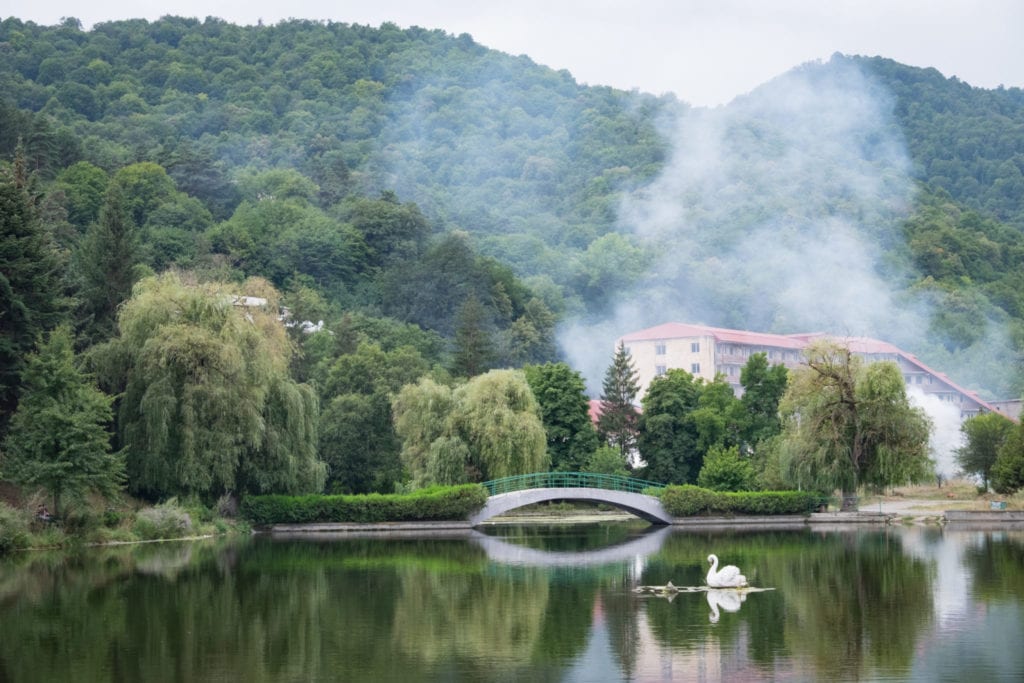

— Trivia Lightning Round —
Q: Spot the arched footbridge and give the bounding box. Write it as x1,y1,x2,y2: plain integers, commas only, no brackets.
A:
469,472,672,526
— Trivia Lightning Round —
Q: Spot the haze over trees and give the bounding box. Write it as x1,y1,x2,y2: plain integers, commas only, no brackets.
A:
1,15,1023,507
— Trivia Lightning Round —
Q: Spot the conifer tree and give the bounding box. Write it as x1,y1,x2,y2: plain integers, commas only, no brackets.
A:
0,156,67,437
2,326,124,517
452,294,495,377
597,342,641,466
74,181,141,344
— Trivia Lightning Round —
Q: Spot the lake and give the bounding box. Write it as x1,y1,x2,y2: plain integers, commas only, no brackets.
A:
1,522,1022,682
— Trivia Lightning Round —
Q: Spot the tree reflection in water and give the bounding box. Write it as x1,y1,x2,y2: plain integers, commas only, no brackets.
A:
8,526,1021,683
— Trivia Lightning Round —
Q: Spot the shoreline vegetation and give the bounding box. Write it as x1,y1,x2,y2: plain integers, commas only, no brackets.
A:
2,479,1022,554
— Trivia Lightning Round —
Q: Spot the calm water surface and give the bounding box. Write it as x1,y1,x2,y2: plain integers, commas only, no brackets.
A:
1,523,1023,682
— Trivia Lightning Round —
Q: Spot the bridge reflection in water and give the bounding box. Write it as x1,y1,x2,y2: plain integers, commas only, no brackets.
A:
470,472,672,526
470,525,672,567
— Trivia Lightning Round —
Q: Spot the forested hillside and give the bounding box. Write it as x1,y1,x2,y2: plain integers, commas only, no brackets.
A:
2,15,1024,506
0,16,673,315
854,55,1024,230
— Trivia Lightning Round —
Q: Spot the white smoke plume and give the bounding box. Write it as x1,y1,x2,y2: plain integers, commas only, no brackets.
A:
560,57,1006,402
908,387,965,479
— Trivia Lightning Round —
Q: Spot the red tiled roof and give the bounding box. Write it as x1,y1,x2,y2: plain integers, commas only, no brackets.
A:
619,322,1004,415
621,322,804,350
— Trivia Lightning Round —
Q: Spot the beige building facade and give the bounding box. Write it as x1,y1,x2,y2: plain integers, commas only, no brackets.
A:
618,322,1001,420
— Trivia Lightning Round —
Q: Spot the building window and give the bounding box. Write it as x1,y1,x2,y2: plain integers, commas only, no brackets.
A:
656,365,666,376
916,375,922,384
691,342,700,353
655,342,666,355
691,363,701,374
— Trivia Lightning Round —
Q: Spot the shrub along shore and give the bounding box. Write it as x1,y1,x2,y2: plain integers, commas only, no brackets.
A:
1,484,838,552
240,483,825,526
241,484,489,526
658,485,825,517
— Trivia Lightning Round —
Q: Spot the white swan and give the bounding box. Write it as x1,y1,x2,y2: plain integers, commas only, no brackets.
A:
706,554,747,588
706,588,746,623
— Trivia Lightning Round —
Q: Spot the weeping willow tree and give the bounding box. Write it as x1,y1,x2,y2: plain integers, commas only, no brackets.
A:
778,341,932,510
392,370,548,487
106,272,325,500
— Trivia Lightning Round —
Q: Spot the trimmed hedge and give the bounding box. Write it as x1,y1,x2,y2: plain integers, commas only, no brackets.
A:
661,485,825,517
241,484,489,526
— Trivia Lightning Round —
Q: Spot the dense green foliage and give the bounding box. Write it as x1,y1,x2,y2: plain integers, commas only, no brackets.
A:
0,502,31,553
597,343,640,464
2,16,1024,510
523,362,599,472
132,501,194,539
2,325,124,517
736,352,788,448
240,484,488,525
992,425,1024,494
99,273,325,501
392,370,549,486
778,342,933,508
852,56,1024,231
697,445,757,492
0,16,670,312
956,412,1015,491
637,368,705,483
637,355,787,486
0,161,67,437
659,484,823,517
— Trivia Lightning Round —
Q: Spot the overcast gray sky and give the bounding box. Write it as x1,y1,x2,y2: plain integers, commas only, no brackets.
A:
3,0,1021,106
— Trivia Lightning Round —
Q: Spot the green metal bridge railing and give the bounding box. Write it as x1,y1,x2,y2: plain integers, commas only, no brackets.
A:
481,472,666,496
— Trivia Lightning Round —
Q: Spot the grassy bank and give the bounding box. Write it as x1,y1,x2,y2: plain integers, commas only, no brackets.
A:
0,494,250,554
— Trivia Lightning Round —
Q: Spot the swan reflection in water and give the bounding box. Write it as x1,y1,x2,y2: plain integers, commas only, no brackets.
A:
706,588,747,623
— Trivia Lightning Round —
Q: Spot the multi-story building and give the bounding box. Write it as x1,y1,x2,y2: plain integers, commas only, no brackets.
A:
617,322,1003,420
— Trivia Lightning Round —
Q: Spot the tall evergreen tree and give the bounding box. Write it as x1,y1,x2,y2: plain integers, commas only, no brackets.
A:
74,181,141,344
452,294,495,377
2,325,124,517
597,342,641,466
0,158,67,437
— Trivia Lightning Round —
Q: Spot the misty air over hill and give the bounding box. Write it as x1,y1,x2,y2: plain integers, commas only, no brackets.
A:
2,15,1024,395
4,13,1024,512
2,17,1024,403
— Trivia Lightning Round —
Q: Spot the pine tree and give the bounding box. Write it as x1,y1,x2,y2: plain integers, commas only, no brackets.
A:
2,326,124,517
452,294,495,377
0,157,67,438
74,181,141,344
597,342,641,466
